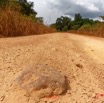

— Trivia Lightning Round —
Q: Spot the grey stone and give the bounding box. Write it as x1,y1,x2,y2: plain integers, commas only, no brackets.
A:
15,64,68,98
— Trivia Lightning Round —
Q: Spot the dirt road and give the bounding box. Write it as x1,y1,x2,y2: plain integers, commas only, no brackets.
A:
0,33,104,103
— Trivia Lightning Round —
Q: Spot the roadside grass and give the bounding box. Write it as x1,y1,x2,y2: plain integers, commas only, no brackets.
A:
68,22,104,37
0,9,56,37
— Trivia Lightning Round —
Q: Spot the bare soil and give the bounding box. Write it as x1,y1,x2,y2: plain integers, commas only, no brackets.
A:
0,33,104,103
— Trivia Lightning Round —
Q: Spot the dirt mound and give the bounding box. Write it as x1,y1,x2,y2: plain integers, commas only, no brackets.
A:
14,64,68,98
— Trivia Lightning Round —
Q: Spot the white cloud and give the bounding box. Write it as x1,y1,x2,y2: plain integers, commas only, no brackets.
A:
76,2,100,12
27,0,104,23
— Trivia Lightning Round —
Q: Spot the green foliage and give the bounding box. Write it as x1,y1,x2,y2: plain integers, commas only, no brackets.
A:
79,24,92,31
56,16,71,31
71,13,83,30
72,25,81,30
99,16,104,20
50,23,56,29
62,26,69,31
9,0,21,12
29,14,43,23
82,18,96,25
0,0,44,24
0,0,9,7
54,13,98,31
19,0,37,16
0,0,37,17
0,0,20,9
36,17,44,23
74,13,82,22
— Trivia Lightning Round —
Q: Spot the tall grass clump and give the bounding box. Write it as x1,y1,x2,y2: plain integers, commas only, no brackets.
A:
77,22,104,37
0,0,55,37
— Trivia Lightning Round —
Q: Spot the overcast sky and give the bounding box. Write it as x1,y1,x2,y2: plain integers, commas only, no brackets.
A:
27,0,104,24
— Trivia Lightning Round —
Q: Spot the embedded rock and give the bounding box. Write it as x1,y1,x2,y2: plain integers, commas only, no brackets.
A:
15,64,68,98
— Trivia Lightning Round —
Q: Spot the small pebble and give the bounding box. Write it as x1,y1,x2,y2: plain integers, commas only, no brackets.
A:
0,95,5,101
76,64,83,68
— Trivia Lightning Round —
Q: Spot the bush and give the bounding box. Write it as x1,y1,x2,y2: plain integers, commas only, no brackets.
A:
62,26,69,31
72,25,81,30
79,24,92,31
73,22,104,37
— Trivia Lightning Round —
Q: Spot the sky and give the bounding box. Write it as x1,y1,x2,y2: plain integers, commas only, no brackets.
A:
27,0,104,24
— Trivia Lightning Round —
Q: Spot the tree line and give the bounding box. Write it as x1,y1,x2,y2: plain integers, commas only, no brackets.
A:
51,13,100,31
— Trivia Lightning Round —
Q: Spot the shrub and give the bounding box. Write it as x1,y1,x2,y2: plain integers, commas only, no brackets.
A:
73,22,104,37
79,24,92,31
62,26,69,31
72,25,81,30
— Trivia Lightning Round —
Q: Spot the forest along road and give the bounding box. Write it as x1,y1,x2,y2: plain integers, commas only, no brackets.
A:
0,33,104,103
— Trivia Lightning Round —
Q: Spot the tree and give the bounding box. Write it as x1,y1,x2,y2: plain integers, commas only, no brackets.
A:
19,0,37,16
36,17,43,23
0,0,9,7
0,0,44,23
99,16,104,20
71,13,83,30
74,13,82,22
56,16,71,31
54,13,99,31
30,16,44,23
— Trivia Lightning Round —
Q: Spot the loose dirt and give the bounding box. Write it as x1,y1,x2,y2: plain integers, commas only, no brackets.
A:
0,33,104,103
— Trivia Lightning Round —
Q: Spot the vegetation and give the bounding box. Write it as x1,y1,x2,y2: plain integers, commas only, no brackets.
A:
0,0,104,37
99,16,104,20
51,13,104,37
77,22,104,37
55,16,71,31
0,0,55,37
52,13,98,32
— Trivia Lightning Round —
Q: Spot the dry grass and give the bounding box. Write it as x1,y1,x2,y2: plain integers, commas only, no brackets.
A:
69,22,104,37
0,9,56,37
